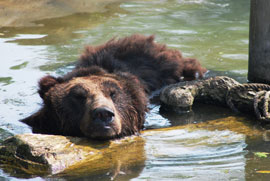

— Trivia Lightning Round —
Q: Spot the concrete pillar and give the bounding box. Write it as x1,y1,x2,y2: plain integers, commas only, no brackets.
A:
248,0,270,83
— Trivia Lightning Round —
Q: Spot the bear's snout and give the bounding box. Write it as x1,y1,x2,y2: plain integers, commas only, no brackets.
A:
92,107,115,125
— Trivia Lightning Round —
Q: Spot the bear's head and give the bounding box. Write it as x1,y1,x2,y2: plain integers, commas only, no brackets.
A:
23,67,148,140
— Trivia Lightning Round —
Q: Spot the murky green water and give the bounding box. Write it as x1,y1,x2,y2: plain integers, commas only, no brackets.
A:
1,0,269,180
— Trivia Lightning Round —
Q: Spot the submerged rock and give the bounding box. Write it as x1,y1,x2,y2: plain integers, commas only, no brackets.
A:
0,0,125,27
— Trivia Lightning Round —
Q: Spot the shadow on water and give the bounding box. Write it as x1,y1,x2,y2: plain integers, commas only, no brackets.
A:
160,103,237,127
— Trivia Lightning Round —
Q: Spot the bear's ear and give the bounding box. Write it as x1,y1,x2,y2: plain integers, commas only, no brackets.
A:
38,75,62,99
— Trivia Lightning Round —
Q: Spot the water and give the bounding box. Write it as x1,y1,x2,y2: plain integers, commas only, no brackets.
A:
139,129,247,180
1,0,269,180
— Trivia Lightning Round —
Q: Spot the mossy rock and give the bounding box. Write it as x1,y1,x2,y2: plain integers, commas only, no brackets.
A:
0,133,145,177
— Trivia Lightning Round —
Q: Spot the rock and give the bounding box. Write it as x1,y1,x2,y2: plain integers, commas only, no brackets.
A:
0,134,145,177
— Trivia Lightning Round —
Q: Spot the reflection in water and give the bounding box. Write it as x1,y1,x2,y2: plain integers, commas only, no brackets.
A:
54,137,146,181
1,5,125,46
1,0,269,180
137,129,247,180
145,105,171,129
0,0,126,27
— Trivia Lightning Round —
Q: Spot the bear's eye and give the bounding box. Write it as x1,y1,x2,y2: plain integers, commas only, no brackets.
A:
102,81,120,101
70,86,87,100
110,91,116,100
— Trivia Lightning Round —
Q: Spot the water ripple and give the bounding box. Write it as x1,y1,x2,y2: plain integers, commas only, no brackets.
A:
136,129,247,180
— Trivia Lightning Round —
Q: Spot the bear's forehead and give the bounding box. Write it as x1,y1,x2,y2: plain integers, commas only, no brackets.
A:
60,75,122,92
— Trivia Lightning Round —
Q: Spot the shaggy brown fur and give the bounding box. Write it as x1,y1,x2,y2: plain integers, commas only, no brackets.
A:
78,34,206,93
21,34,206,140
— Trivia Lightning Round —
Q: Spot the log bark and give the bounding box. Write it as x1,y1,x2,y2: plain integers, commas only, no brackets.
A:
160,76,270,121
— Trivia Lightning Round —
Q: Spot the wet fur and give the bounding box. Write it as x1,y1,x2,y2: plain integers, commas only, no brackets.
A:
21,34,206,139
78,34,206,93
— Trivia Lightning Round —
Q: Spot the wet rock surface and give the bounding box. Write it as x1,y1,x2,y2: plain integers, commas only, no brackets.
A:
0,133,145,177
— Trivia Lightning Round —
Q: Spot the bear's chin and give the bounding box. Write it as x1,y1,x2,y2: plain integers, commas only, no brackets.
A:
81,126,119,140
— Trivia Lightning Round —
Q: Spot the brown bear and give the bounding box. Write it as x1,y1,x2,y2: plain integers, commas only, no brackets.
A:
21,34,206,140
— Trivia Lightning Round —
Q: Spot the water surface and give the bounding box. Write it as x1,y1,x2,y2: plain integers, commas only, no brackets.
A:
1,0,268,180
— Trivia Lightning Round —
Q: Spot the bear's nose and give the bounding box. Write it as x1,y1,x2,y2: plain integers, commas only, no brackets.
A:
92,107,115,124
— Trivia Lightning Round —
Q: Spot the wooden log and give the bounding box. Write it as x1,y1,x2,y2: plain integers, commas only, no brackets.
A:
160,76,270,121
160,76,240,111
248,0,270,83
